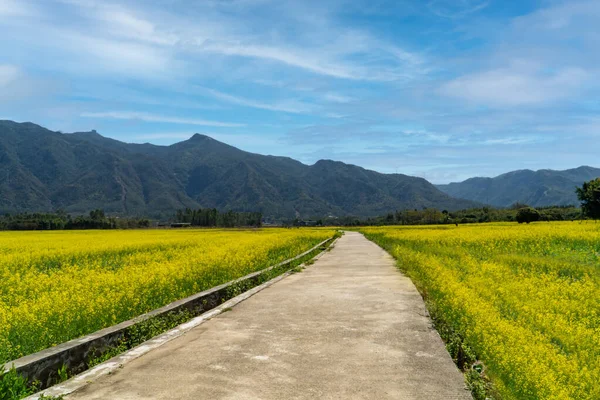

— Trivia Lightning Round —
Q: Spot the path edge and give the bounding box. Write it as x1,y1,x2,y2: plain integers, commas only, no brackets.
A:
24,235,341,400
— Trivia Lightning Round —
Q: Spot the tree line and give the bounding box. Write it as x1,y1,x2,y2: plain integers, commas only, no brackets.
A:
1,178,597,229
174,208,262,227
319,178,600,226
314,204,582,227
0,209,150,230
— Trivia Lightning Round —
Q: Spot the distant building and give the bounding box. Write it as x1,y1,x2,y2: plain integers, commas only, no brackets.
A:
170,222,192,228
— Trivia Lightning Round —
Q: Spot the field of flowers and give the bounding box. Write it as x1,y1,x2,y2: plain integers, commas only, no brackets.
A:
0,228,334,364
361,222,600,400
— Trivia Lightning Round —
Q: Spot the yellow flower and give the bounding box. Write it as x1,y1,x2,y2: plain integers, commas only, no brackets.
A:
0,228,334,364
360,222,600,399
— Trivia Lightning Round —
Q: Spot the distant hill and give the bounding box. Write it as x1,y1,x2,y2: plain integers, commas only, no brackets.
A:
0,120,477,218
436,167,600,208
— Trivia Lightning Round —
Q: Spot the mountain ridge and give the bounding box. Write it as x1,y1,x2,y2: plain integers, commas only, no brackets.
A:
437,166,600,208
0,120,478,218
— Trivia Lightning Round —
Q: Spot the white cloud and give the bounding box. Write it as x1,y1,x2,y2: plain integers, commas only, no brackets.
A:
72,1,369,80
322,112,347,119
440,1,600,108
2,0,428,84
323,93,355,103
81,111,245,127
102,9,154,35
0,64,19,87
439,66,590,107
383,45,426,66
0,64,56,103
67,34,170,73
62,1,179,46
1,22,170,77
513,0,600,31
0,0,36,17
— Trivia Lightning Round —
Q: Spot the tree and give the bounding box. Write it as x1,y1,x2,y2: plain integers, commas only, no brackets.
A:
516,207,540,224
576,178,600,220
442,209,450,224
510,202,530,210
174,208,262,227
89,209,105,221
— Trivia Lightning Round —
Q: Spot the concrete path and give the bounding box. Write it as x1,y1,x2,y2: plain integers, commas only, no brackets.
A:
69,232,470,400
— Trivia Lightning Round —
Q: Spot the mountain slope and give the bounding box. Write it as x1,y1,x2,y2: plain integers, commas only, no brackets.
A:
0,120,477,218
437,167,600,208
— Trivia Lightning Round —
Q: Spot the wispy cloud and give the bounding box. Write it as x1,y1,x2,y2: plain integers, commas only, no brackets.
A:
1,13,171,77
65,34,170,74
198,42,376,81
512,0,600,31
81,111,245,127
59,0,179,46
3,0,427,84
201,87,313,114
322,93,355,103
427,0,489,19
481,137,541,145
402,129,450,143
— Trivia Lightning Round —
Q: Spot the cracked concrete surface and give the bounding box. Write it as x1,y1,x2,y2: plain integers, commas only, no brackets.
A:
68,231,471,400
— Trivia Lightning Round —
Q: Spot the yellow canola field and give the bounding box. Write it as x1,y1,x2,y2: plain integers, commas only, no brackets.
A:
0,228,334,364
361,222,600,400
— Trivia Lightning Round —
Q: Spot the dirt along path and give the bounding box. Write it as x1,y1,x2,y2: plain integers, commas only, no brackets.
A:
68,231,470,400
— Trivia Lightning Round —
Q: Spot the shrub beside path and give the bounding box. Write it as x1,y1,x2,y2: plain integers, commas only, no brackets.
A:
69,231,471,399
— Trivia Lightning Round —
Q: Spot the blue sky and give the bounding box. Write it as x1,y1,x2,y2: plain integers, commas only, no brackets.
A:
0,0,598,183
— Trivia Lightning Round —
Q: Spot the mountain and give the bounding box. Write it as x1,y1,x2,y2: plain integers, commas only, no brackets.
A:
436,167,600,208
0,120,477,218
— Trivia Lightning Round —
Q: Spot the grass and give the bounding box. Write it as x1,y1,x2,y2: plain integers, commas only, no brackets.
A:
86,308,194,369
0,367,63,400
0,368,36,400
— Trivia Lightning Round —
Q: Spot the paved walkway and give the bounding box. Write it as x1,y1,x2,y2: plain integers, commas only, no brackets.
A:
69,232,470,400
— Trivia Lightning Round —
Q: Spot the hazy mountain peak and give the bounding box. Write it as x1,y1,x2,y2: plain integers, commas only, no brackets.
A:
189,133,211,141
313,159,337,166
176,133,232,149
438,166,600,208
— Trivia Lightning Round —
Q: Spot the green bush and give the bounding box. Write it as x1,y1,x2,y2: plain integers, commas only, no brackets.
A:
516,207,541,224
0,366,38,400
